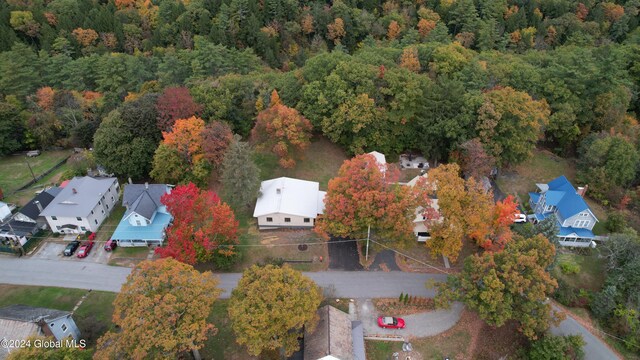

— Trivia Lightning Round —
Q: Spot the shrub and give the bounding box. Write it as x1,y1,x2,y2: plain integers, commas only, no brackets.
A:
527,334,585,360
559,261,580,275
553,278,578,306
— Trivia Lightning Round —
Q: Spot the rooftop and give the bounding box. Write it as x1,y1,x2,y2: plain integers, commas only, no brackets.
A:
0,305,70,323
40,177,117,218
253,177,325,218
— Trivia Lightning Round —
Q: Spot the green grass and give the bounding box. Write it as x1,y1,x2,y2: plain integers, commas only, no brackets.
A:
553,251,606,292
0,150,71,195
0,284,86,310
366,329,472,360
73,291,117,346
200,300,253,359
253,136,347,190
592,221,607,235
95,204,125,243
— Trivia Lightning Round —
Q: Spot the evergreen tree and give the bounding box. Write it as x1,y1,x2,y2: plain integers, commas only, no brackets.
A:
220,135,260,211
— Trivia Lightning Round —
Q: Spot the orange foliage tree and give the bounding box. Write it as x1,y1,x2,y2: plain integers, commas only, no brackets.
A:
417,18,437,38
72,28,99,47
399,47,421,72
316,154,417,247
327,17,345,44
251,90,312,168
35,87,55,111
387,20,401,40
94,258,221,359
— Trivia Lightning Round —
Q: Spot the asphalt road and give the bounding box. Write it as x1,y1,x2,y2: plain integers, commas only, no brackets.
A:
0,257,620,358
0,257,445,298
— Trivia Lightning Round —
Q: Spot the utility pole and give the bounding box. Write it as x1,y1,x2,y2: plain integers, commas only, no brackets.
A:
365,224,371,261
24,158,36,183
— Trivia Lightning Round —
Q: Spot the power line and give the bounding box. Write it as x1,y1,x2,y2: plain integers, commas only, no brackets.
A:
368,238,450,275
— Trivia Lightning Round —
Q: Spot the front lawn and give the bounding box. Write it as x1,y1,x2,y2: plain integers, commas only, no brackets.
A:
366,309,527,359
553,250,606,292
0,150,71,196
200,300,255,360
254,135,348,190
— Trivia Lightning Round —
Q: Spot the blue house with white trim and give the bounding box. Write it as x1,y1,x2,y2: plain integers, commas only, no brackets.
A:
111,183,172,247
529,176,598,247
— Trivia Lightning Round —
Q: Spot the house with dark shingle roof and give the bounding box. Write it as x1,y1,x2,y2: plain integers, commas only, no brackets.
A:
529,175,599,247
0,305,80,358
304,305,366,360
41,177,119,234
110,183,172,247
0,188,61,246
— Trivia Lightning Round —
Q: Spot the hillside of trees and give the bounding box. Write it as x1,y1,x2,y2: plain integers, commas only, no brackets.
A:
1,0,640,202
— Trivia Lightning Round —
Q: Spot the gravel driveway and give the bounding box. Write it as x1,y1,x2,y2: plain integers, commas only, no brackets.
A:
354,299,463,339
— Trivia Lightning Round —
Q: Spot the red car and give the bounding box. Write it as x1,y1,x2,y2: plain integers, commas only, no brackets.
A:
76,241,94,258
104,239,117,251
377,316,406,329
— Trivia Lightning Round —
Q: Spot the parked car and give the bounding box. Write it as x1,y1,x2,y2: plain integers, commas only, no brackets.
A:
26,150,40,157
377,316,405,329
104,239,117,251
76,241,94,258
514,213,527,223
88,232,96,241
63,241,81,256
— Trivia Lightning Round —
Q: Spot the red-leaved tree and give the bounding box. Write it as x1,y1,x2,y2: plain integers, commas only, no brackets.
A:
251,90,312,168
156,183,239,267
156,87,203,132
316,154,416,247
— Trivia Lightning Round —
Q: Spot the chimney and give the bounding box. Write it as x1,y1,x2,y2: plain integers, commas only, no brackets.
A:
577,185,588,197
145,182,148,189
128,177,133,184
72,188,77,194
34,200,43,212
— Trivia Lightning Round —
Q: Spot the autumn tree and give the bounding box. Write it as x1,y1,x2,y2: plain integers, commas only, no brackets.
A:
327,18,346,44
387,20,401,40
151,117,232,186
399,47,421,72
417,18,437,38
421,164,518,260
251,90,312,169
72,28,99,47
457,138,496,180
220,136,261,211
477,87,550,166
435,234,562,340
317,154,417,247
229,265,322,357
156,87,203,132
94,258,221,360
156,183,239,268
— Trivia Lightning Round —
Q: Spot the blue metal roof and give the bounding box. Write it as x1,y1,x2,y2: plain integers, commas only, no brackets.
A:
529,192,540,204
547,175,576,193
558,226,595,239
111,211,172,241
544,191,566,206
532,176,590,219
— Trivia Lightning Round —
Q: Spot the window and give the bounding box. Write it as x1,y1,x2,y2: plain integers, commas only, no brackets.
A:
580,212,589,217
111,196,114,201
266,217,273,222
61,324,67,332
76,217,82,221
284,218,291,223
106,204,109,210
101,209,104,214
574,220,590,228
56,226,61,230
91,210,94,215
98,201,101,205
304,218,310,223
94,219,98,225
81,226,86,231
52,216,57,221
136,220,141,226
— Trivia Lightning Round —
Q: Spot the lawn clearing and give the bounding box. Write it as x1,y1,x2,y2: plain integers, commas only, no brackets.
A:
3,162,71,206
254,135,348,190
366,309,527,359
107,245,151,267
552,249,606,292
0,284,85,310
0,150,71,196
200,300,256,360
229,222,328,272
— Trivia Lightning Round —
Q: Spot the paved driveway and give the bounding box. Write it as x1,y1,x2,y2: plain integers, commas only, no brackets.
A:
328,236,363,270
30,241,112,264
354,299,463,338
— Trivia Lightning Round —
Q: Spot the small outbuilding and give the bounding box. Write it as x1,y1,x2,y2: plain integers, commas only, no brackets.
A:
304,305,366,360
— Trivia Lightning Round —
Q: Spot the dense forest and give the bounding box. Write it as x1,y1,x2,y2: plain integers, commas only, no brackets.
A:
1,0,640,200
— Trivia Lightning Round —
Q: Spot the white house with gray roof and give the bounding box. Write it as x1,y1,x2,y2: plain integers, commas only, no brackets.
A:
41,176,119,234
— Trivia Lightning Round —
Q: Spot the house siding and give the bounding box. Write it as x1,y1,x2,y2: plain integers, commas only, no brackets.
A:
561,211,597,231
257,214,315,229
47,181,119,234
45,315,80,341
